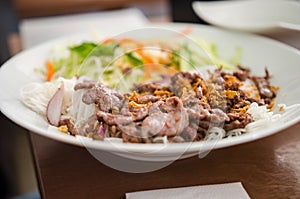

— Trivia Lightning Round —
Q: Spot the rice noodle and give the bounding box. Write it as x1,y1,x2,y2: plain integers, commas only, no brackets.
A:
71,78,96,129
205,127,225,141
244,102,278,132
153,136,169,144
226,128,246,138
20,82,57,116
245,102,300,133
277,103,300,123
20,78,76,117
247,102,273,121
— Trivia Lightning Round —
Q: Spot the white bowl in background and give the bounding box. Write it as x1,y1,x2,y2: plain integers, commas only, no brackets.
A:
192,0,300,33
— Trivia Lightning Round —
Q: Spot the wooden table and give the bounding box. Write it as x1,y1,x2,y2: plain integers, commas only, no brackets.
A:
29,121,300,199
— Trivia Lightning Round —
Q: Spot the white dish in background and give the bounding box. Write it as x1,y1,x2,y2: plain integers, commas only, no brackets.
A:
0,23,300,162
19,8,148,49
192,0,300,33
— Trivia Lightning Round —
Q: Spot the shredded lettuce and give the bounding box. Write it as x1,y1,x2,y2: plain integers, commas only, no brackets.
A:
193,39,241,70
51,42,119,80
165,39,241,72
47,38,242,91
70,42,118,58
170,50,181,70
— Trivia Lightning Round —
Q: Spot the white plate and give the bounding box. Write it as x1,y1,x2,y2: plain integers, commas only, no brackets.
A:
1,23,300,163
192,0,300,33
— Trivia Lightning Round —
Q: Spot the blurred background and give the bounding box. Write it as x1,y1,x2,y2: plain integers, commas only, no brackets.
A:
0,0,216,65
0,0,209,198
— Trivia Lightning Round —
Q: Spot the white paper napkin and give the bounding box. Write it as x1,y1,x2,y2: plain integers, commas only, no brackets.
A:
19,8,149,49
126,182,250,199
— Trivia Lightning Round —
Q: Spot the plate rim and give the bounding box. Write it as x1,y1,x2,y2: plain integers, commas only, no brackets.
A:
0,22,300,157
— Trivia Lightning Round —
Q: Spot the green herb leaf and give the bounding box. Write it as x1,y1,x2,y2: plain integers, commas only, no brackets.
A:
70,42,98,58
70,42,118,58
125,52,143,66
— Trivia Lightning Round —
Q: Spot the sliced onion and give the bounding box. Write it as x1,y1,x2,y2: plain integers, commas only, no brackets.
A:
98,122,105,137
46,83,64,126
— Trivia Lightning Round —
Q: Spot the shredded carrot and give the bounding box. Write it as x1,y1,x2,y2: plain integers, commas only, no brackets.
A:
101,37,116,44
152,63,177,74
46,60,55,81
119,38,142,46
178,26,194,37
142,64,153,81
101,38,142,45
142,63,177,81
136,49,153,64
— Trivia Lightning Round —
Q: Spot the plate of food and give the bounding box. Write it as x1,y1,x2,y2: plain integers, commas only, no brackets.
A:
0,23,299,162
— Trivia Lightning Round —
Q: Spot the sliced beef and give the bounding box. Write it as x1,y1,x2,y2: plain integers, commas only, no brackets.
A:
210,108,230,124
80,83,124,112
224,111,253,131
209,68,225,86
131,107,149,121
138,95,161,103
233,65,250,81
142,110,167,137
66,66,278,143
96,111,133,125
186,101,210,121
170,72,196,98
160,97,189,136
180,126,197,142
252,69,275,99
133,82,164,94
74,80,96,90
